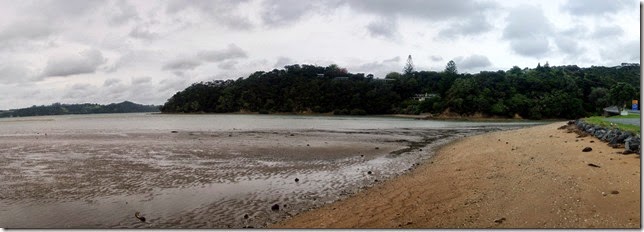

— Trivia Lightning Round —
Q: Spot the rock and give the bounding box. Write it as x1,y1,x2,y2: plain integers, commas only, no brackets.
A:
587,163,601,168
306,144,310,146
360,154,364,157
374,179,379,182
367,171,372,175
244,214,249,219
590,141,595,143
271,204,280,211
625,136,640,153
419,149,422,151
294,178,299,182
171,131,178,133
290,134,294,136
506,142,508,144
582,147,592,152
375,147,380,150
611,190,619,194
494,217,506,223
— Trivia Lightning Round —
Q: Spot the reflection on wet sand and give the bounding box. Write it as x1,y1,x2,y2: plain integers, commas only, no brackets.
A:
0,120,528,228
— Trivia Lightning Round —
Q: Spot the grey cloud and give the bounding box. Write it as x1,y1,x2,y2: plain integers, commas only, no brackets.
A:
349,56,403,77
503,5,553,57
131,76,152,85
591,26,624,39
42,49,107,77
430,56,443,62
103,78,121,87
260,0,321,27
509,37,550,57
600,40,639,63
166,0,253,30
554,36,583,55
0,19,57,43
383,56,400,63
273,56,294,68
159,77,189,91
561,0,631,16
453,54,492,71
346,0,497,20
62,83,96,100
106,0,139,25
197,44,248,62
129,24,159,40
0,63,34,84
217,60,238,70
437,14,493,39
366,17,398,40
162,58,202,70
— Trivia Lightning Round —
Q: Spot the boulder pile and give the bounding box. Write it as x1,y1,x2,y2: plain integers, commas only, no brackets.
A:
570,120,640,154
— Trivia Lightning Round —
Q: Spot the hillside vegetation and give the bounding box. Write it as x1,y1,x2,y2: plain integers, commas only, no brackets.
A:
161,62,640,120
0,101,160,118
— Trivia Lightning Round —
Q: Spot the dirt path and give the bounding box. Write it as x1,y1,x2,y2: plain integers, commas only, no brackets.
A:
273,122,641,228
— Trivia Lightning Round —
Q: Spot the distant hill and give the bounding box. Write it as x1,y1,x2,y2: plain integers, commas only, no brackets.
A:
0,101,160,118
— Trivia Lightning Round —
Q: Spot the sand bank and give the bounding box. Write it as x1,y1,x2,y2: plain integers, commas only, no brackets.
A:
273,122,640,228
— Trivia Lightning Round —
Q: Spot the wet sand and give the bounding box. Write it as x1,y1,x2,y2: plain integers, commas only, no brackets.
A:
273,122,641,228
0,125,523,228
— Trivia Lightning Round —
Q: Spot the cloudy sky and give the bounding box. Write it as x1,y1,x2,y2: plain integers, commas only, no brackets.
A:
0,0,639,109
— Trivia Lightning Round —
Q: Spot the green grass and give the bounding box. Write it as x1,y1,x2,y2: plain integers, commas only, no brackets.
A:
583,116,640,134
610,113,641,119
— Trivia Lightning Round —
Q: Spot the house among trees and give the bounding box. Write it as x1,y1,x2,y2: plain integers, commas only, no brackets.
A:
412,93,438,101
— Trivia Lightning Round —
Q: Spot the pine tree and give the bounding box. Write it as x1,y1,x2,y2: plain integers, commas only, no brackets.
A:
403,55,414,75
445,60,457,74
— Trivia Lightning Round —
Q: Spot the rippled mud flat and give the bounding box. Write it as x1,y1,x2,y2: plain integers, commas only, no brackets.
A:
0,126,521,228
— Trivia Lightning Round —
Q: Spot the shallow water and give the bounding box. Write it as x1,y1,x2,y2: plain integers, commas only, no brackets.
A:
0,113,540,228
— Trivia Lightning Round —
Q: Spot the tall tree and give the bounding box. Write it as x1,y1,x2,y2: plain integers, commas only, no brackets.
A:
403,55,414,75
609,82,637,111
445,60,457,74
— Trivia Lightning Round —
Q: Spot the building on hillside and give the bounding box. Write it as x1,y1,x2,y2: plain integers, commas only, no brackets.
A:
412,93,438,101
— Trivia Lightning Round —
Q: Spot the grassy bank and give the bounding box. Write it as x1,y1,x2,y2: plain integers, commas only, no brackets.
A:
583,114,640,134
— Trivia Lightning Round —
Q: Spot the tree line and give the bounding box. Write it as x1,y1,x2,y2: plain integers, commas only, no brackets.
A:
0,101,160,118
160,61,640,119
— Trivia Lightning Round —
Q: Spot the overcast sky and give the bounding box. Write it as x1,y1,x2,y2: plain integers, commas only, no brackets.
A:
0,0,640,109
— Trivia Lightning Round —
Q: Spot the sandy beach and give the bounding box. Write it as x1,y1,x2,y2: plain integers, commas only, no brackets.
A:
273,122,641,228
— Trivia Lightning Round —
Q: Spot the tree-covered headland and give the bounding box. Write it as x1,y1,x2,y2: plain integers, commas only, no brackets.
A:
161,60,640,120
0,101,160,118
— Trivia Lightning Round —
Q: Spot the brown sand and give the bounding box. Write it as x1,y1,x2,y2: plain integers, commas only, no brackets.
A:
273,122,641,228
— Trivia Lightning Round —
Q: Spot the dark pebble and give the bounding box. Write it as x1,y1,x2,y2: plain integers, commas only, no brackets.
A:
290,134,294,136
228,134,232,137
582,147,592,152
360,155,364,157
271,204,280,211
587,163,601,168
375,147,380,150
494,217,506,223
374,179,379,182
419,149,422,151
590,141,595,143
611,190,619,194
171,131,178,133
506,142,508,144
244,214,249,219
367,171,372,175
306,144,310,146
295,178,299,182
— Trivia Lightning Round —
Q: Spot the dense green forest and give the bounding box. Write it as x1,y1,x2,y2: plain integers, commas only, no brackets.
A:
0,101,160,118
160,61,640,120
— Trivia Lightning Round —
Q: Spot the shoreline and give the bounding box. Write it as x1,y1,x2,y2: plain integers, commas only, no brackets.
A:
272,122,640,228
